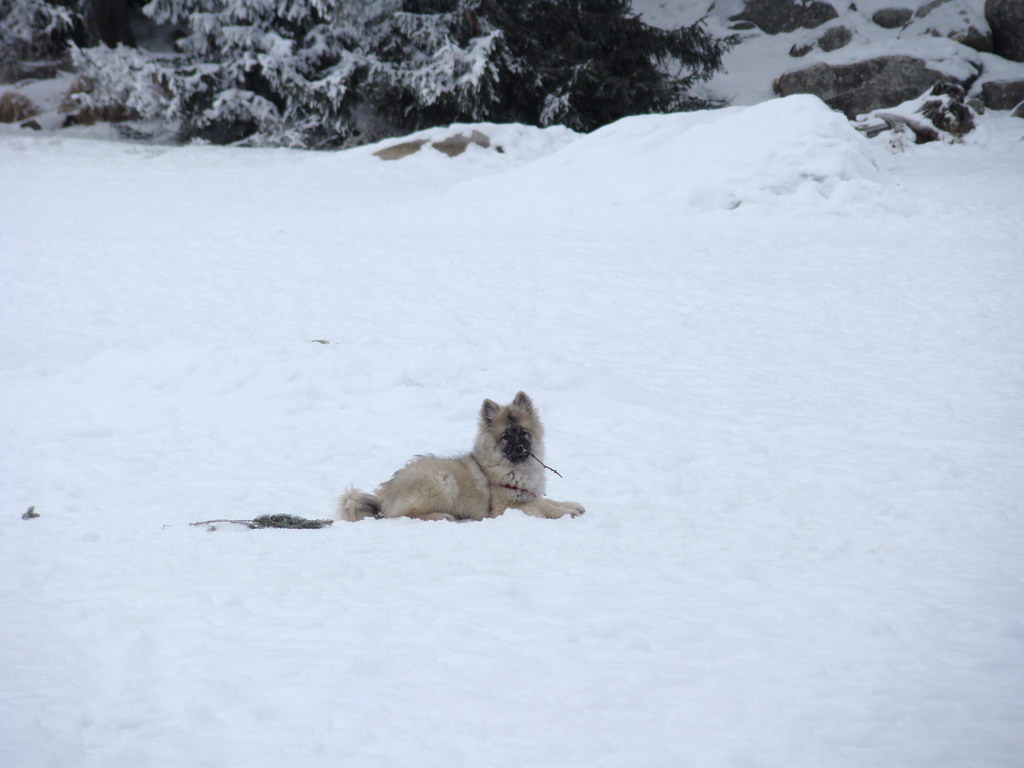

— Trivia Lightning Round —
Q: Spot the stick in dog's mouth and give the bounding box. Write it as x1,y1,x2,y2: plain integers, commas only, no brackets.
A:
530,453,563,478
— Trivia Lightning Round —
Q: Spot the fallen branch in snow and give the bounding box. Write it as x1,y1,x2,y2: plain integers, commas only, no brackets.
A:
190,514,333,530
855,112,940,144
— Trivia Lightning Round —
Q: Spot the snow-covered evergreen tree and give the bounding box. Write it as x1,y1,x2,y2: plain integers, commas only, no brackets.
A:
365,0,729,133
1,0,85,67
72,0,376,146
59,0,731,147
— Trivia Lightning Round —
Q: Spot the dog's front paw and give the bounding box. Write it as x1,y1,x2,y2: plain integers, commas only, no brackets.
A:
567,502,586,518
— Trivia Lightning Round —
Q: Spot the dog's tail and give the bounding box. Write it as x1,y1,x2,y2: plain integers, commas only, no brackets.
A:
337,487,383,522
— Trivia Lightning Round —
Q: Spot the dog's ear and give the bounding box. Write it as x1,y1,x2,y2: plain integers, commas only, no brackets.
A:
480,398,501,425
512,391,534,415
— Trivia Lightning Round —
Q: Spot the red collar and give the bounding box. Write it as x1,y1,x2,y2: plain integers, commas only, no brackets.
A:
500,482,537,498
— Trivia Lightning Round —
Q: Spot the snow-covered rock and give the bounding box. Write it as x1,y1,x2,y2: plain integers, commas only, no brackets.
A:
774,55,973,117
986,0,1024,61
980,78,1024,108
727,0,839,34
374,129,497,160
871,7,914,29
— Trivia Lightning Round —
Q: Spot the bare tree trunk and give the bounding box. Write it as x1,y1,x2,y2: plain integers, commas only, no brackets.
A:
88,0,136,48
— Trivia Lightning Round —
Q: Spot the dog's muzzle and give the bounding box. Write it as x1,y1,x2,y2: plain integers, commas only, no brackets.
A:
502,427,531,463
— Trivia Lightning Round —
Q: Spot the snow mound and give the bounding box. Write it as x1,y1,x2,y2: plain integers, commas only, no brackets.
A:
445,95,891,221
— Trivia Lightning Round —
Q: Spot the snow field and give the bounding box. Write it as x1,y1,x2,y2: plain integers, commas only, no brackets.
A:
2,97,1023,767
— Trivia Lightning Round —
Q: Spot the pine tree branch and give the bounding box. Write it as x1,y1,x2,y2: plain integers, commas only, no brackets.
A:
190,514,334,530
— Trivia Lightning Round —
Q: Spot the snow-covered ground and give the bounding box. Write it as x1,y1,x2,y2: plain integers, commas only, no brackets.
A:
2,96,1023,767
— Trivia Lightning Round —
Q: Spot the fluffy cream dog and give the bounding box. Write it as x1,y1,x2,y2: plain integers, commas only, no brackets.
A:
338,392,585,522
